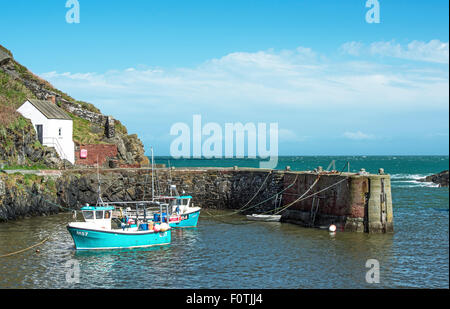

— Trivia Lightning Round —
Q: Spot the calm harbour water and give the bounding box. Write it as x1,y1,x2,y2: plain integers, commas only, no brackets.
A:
0,156,448,288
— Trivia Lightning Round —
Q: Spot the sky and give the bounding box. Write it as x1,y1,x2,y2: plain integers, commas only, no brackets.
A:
1,0,449,156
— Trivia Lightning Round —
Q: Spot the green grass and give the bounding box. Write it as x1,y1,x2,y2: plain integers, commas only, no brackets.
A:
114,119,128,135
0,70,36,127
2,164,49,170
0,44,131,170
0,68,106,146
70,113,107,145
0,45,13,58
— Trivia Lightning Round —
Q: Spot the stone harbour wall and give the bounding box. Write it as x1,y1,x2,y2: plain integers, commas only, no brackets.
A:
280,172,393,233
0,168,394,233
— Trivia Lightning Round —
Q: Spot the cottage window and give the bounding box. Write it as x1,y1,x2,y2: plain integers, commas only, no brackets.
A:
58,128,62,137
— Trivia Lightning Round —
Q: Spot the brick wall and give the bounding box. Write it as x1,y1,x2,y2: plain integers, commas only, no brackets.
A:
75,144,118,167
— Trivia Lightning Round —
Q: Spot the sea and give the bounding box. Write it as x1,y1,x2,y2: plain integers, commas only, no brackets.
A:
0,156,448,289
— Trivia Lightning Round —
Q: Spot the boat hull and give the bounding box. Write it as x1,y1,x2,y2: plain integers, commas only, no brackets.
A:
169,209,200,228
246,214,281,222
67,225,171,250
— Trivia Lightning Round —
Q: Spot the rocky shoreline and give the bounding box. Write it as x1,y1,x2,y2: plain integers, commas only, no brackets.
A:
418,170,449,187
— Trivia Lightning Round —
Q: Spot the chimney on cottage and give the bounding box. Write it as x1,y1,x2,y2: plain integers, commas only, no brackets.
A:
47,95,56,104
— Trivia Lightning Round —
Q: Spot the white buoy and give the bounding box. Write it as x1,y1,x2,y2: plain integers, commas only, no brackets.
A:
329,224,337,232
160,223,170,232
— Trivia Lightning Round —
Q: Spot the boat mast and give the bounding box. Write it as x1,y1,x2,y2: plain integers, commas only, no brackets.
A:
168,160,172,196
96,155,104,206
151,147,155,201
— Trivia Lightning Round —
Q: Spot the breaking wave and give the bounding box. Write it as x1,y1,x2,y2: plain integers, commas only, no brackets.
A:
390,174,440,188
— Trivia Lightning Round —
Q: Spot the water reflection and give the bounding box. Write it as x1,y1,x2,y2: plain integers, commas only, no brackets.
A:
0,205,447,288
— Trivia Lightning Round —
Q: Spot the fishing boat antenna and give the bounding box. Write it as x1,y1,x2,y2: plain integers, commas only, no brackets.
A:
168,160,172,183
96,155,105,207
151,147,155,201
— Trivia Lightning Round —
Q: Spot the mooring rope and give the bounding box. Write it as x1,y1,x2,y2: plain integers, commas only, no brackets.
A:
0,236,51,258
204,209,260,225
266,175,321,215
262,161,351,216
233,170,273,213
209,174,299,218
204,174,309,225
266,176,349,215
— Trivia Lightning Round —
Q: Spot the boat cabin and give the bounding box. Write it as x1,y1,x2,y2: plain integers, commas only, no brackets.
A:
81,205,114,229
153,195,192,215
172,196,192,214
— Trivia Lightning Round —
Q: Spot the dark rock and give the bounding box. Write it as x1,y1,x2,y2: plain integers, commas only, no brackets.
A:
418,170,449,187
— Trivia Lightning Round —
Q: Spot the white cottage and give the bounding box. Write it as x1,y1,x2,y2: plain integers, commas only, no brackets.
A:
17,99,75,164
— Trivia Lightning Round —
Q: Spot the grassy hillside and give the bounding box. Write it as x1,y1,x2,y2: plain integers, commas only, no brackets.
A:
0,44,108,144
0,44,149,168
0,70,35,126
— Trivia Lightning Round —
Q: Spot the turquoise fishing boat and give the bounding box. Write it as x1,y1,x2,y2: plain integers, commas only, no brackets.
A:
67,205,171,250
163,195,201,228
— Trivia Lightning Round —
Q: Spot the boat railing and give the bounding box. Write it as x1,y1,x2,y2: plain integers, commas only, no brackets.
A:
113,207,165,218
104,200,172,220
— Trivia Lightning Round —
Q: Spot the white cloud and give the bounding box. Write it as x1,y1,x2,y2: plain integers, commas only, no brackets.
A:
343,131,375,140
40,41,449,115
278,129,309,142
341,40,449,64
339,41,364,56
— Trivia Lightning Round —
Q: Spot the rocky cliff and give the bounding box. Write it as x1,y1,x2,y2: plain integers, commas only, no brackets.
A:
0,44,149,169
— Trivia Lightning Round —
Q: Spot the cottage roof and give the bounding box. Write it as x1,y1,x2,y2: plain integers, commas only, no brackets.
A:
26,99,72,120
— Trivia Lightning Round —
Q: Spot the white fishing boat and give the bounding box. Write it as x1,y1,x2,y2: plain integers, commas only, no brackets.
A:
155,193,201,228
148,151,201,228
246,214,281,222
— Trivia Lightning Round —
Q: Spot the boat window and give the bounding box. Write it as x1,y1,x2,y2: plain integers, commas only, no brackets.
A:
183,199,189,205
83,211,94,220
104,210,111,219
177,199,181,206
95,211,104,219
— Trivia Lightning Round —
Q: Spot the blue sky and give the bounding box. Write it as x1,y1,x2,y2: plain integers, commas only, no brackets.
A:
1,0,449,155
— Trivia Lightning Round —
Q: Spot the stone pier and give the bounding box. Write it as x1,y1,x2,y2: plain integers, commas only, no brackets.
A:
280,172,393,233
